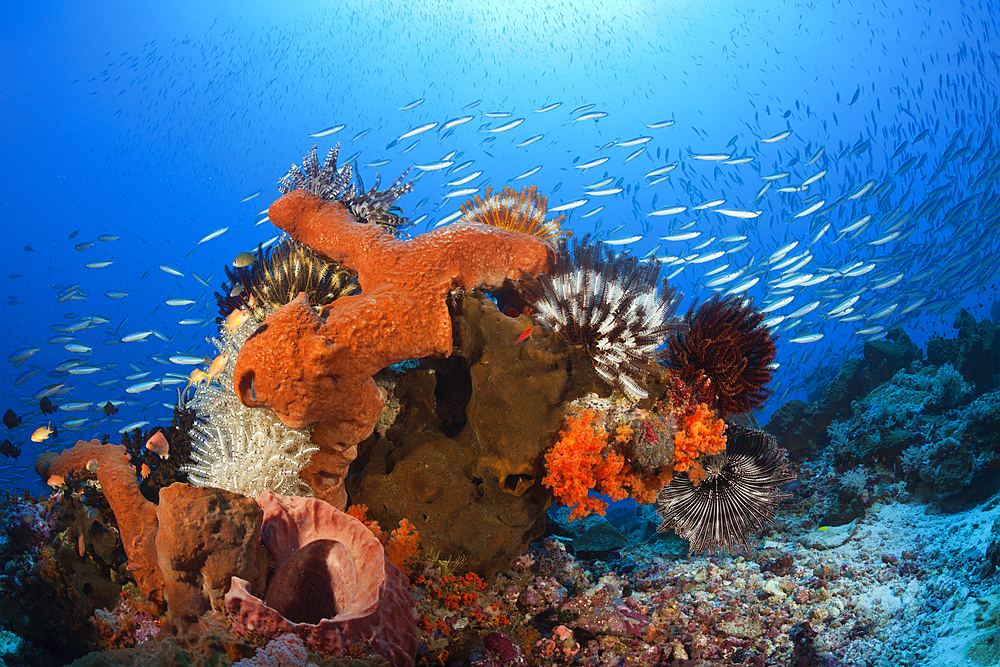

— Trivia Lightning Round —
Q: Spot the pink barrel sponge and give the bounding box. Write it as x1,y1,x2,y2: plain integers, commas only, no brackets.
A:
225,491,417,666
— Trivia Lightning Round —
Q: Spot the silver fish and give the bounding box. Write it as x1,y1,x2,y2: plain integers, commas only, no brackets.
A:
308,124,344,137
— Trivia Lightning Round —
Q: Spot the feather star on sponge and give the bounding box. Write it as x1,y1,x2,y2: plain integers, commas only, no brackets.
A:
233,190,554,507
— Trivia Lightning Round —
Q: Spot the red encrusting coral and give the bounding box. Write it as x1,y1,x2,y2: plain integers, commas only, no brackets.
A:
233,190,554,508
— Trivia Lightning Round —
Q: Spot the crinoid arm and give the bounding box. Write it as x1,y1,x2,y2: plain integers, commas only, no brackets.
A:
343,167,415,235
215,237,360,321
277,143,355,202
661,293,777,417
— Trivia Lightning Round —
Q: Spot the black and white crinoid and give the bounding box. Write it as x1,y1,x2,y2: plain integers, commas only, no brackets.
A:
522,235,685,401
278,143,415,235
278,142,355,201
655,423,796,554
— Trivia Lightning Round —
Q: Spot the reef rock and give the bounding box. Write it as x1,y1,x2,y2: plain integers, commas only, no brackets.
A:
863,327,920,384
927,308,1000,392
348,291,605,576
799,520,859,550
766,357,872,460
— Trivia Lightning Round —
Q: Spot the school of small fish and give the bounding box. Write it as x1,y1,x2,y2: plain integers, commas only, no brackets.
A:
2,0,998,493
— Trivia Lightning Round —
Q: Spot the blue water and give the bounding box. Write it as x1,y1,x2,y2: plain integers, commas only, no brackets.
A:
2,0,998,496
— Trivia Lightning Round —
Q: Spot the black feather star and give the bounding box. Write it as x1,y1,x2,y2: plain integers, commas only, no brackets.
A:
215,238,360,320
342,168,415,234
655,423,796,554
523,235,685,401
278,143,415,235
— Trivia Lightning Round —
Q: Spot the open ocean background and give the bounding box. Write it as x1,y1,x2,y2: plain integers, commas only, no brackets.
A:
2,0,998,496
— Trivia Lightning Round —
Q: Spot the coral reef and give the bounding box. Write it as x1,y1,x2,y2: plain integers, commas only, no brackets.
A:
155,484,269,638
766,355,873,461
521,235,684,401
34,440,164,608
224,491,417,667
766,311,1000,546
25,149,1000,667
348,291,583,576
540,401,681,522
0,490,102,665
234,189,554,508
818,363,994,508
862,328,921,385
927,308,1000,392
33,441,273,639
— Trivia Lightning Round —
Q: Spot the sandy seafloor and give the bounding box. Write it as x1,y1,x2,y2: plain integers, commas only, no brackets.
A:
617,495,1000,666
517,459,1000,667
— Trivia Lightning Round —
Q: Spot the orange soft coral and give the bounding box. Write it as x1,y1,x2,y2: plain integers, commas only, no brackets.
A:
623,468,674,505
385,518,421,577
671,403,727,485
346,503,386,543
544,406,717,519
542,410,632,520
348,505,420,577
